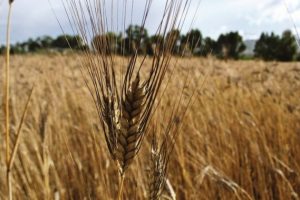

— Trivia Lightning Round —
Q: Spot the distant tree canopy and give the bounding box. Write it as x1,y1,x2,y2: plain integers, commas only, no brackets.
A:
2,26,299,62
52,35,86,50
254,32,281,61
181,29,202,55
278,30,298,61
216,32,246,59
3,35,87,54
91,32,121,54
124,25,149,55
165,29,181,54
146,34,164,55
254,30,298,61
202,37,217,57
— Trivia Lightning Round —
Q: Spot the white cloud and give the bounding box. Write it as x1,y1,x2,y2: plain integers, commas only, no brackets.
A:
244,0,300,25
1,0,300,44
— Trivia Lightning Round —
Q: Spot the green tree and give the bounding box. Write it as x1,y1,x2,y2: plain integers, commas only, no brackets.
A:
92,32,120,54
296,53,300,61
202,37,217,57
254,30,297,61
278,30,297,61
216,32,246,59
39,36,54,49
0,45,6,54
52,35,85,50
254,32,281,61
166,29,181,55
124,25,149,55
145,34,164,56
27,38,42,52
10,42,26,54
181,29,202,55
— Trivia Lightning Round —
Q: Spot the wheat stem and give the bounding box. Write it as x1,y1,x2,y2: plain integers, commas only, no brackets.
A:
5,2,12,167
8,87,34,170
117,173,125,200
5,3,13,200
7,171,12,200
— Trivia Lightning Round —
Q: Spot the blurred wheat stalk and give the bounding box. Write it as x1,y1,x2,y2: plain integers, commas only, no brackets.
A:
3,0,34,199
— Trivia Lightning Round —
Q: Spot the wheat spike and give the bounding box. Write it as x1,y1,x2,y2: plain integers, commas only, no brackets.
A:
62,1,196,198
115,74,146,173
147,74,194,200
148,133,168,200
64,0,195,166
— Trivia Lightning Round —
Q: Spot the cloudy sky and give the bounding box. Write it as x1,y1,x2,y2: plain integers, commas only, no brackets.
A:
0,0,300,44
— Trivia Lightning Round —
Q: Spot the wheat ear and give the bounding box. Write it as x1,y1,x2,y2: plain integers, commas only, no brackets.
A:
115,74,146,174
62,0,195,198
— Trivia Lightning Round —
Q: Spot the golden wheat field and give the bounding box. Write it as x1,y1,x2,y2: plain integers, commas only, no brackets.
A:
0,54,300,199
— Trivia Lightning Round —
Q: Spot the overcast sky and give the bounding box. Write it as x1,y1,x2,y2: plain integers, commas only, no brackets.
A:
0,0,300,44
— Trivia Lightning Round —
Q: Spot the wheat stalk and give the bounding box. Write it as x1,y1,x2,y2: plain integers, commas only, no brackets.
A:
147,115,183,200
5,1,13,199
146,67,197,200
3,1,35,199
62,0,196,198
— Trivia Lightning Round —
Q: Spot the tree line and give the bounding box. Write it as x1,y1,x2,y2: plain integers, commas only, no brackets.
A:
0,35,87,54
1,25,299,61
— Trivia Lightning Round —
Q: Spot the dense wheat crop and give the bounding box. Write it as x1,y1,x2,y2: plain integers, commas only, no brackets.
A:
0,54,300,199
